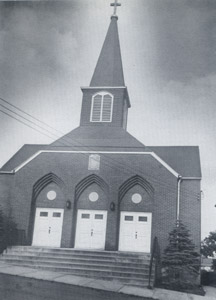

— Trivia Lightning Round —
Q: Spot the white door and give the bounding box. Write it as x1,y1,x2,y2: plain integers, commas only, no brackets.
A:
75,210,107,250
32,208,64,247
119,212,152,253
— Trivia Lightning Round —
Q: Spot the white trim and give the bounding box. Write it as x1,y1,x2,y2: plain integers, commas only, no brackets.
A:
90,92,114,123
181,177,202,180
0,171,15,174
0,150,182,177
150,152,179,176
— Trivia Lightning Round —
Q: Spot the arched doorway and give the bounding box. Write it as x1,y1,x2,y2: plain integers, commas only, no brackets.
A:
29,173,66,247
118,175,154,253
74,175,109,250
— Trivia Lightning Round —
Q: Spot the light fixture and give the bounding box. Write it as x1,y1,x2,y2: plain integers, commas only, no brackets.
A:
66,200,71,209
110,202,115,211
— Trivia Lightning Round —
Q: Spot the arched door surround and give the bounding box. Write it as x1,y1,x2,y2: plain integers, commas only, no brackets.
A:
28,173,66,246
118,175,154,253
72,174,109,249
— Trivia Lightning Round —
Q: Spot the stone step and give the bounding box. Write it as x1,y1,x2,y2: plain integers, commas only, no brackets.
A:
0,254,150,267
2,252,149,264
0,257,152,274
0,260,150,281
0,246,153,287
6,246,150,259
1,262,149,287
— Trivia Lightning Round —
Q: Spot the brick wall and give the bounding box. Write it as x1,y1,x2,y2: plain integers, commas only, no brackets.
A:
1,151,201,254
180,179,201,252
0,173,14,216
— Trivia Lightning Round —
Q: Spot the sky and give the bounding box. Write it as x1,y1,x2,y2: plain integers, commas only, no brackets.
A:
0,0,216,238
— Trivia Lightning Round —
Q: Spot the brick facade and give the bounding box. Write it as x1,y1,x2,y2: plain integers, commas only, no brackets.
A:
0,151,201,254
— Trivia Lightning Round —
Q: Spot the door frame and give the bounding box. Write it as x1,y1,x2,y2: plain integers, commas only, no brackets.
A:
75,209,108,250
32,207,64,247
118,211,152,253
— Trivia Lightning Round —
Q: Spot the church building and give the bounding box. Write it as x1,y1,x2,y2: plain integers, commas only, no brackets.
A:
0,5,201,259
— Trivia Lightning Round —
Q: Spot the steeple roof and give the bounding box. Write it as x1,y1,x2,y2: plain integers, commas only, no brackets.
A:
90,16,125,87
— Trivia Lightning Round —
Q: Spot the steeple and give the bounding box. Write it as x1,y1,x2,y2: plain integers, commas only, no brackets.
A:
78,2,130,130
90,12,124,87
51,2,143,148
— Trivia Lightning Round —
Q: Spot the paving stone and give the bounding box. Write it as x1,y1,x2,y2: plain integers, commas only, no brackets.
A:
25,270,63,281
203,286,216,298
54,274,93,286
120,286,156,298
83,278,123,292
0,262,216,300
154,288,188,300
0,265,34,276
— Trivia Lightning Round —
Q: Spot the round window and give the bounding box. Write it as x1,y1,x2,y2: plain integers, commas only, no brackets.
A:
47,191,57,201
131,193,142,204
89,192,99,202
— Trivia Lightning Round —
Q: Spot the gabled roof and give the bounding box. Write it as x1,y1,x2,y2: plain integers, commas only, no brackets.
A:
90,16,125,87
0,144,47,172
149,146,201,178
50,126,146,149
0,135,201,179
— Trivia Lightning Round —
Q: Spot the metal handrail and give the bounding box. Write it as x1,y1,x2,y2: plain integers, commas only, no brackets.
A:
148,236,161,289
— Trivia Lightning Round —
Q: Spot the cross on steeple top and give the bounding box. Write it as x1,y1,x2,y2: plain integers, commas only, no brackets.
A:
110,0,121,16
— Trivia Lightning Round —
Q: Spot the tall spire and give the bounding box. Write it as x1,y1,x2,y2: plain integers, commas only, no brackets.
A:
90,3,125,87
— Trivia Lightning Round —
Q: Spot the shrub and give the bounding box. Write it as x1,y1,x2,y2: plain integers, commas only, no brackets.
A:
212,259,216,271
201,231,216,258
0,208,18,253
162,220,200,291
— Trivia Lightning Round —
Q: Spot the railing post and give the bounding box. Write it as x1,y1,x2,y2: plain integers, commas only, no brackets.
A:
148,236,160,289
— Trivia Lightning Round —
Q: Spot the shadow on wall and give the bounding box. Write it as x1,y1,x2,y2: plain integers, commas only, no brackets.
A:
0,207,24,253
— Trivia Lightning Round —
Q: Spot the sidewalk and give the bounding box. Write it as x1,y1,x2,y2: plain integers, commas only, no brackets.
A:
0,262,215,300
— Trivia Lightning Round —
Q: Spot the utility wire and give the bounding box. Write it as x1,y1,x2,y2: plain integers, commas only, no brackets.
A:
0,97,199,199
0,106,199,200
0,97,67,136
0,96,200,199
0,103,70,145
0,110,55,141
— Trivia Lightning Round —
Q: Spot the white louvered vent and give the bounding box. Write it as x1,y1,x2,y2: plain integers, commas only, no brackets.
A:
90,92,113,122
102,95,112,121
91,96,102,122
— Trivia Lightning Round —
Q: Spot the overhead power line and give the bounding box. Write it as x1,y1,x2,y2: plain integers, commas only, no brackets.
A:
0,110,55,141
0,103,67,142
0,96,200,200
0,97,66,136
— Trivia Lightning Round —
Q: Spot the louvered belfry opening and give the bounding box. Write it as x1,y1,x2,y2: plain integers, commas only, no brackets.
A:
90,92,113,122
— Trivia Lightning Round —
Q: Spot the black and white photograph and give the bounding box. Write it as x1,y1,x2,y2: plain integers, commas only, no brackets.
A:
0,0,216,299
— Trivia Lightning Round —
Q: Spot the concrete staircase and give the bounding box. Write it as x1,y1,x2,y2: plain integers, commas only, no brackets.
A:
0,246,153,287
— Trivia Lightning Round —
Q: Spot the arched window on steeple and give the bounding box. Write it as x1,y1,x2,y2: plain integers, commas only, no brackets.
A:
90,92,113,122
